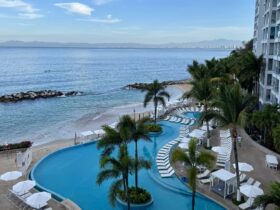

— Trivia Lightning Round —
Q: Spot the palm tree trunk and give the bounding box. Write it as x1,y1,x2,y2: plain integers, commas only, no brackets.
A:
232,125,241,201
192,190,196,210
126,177,131,210
205,103,210,139
154,100,157,123
135,140,138,189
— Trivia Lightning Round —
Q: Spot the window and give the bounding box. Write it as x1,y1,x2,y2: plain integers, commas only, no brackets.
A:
267,74,272,85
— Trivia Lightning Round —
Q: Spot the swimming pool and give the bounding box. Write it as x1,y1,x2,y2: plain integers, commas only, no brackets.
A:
31,121,225,210
184,112,201,119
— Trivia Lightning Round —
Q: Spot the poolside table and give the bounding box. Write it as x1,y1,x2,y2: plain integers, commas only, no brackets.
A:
265,155,278,170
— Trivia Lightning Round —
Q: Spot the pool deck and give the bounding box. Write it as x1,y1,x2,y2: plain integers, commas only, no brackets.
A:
1,124,280,210
173,126,280,210
0,139,74,210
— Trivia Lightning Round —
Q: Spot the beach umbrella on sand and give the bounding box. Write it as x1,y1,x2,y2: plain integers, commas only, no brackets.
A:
240,185,264,198
0,171,22,181
26,192,51,209
233,162,254,172
12,180,36,195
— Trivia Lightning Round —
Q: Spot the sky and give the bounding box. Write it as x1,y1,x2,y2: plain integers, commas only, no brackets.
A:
0,0,255,43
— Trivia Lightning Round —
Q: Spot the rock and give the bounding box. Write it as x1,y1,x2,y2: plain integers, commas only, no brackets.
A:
0,90,83,103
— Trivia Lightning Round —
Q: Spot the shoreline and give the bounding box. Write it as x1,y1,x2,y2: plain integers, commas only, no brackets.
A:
17,83,192,148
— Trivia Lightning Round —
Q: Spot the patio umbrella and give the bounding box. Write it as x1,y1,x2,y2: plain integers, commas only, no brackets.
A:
233,162,254,172
178,143,189,150
212,146,228,155
26,192,51,209
240,185,264,198
0,171,22,181
12,180,36,195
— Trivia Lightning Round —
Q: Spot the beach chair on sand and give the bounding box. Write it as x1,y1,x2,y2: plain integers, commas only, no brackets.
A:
239,197,255,209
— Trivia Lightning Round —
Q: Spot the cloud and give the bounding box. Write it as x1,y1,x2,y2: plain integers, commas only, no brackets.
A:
0,0,36,13
0,0,43,20
54,3,94,16
92,0,112,5
82,14,121,23
19,13,43,19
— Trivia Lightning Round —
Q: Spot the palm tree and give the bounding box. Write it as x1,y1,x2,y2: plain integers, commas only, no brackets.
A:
171,138,216,210
210,84,256,201
116,115,152,189
97,145,134,209
142,80,170,123
183,78,214,140
254,182,280,209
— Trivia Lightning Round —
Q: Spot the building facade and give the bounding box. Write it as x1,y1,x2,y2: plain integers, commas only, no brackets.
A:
253,0,280,104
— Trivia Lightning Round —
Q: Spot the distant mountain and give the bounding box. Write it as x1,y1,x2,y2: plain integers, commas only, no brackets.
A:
0,39,243,49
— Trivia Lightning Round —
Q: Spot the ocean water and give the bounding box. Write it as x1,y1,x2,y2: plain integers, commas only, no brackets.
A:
0,48,230,144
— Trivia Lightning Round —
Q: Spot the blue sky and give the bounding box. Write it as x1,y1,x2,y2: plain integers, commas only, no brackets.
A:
0,0,255,43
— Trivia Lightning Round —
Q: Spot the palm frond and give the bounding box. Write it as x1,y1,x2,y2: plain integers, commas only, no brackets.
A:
109,179,123,207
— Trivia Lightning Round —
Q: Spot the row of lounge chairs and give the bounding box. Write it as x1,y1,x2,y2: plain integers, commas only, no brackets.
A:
156,138,181,178
216,130,232,168
173,105,205,115
164,115,196,126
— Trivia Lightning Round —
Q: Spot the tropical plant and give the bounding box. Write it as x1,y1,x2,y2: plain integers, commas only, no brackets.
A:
117,115,152,189
251,104,280,147
142,80,170,123
209,84,256,201
254,182,280,209
183,78,214,139
96,145,134,209
272,125,280,153
171,138,216,210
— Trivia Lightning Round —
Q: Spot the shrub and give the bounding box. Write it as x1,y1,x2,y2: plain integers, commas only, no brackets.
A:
232,196,245,205
145,124,162,133
0,141,32,152
118,187,151,204
272,125,280,153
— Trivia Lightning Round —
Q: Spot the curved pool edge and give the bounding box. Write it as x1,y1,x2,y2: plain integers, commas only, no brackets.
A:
30,141,98,203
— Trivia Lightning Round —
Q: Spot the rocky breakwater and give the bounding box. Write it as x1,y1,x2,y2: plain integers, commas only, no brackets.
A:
124,79,190,90
0,90,83,103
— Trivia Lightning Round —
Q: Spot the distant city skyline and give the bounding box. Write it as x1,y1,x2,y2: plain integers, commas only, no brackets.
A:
0,0,255,43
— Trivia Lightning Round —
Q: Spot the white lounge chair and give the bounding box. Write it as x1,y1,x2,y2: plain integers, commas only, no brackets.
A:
239,197,255,209
199,178,211,184
253,181,261,187
241,177,254,186
197,169,210,179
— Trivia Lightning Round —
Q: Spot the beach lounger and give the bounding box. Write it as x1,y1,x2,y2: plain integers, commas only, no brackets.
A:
156,159,170,164
156,156,169,161
197,169,210,179
157,161,170,167
265,154,278,169
160,170,175,178
253,181,261,187
240,173,247,183
239,197,255,209
199,178,211,184
159,166,173,174
158,164,171,170
241,177,254,186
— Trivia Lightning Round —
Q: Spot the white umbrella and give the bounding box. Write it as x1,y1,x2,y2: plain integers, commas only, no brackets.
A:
212,146,228,155
233,162,254,172
12,180,36,195
26,192,51,209
0,171,22,181
240,185,264,198
178,143,189,150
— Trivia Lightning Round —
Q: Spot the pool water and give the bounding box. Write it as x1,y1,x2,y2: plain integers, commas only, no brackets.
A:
31,121,225,210
184,112,201,119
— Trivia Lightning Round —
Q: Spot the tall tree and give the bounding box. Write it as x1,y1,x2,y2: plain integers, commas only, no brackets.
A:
254,182,280,209
210,84,256,201
171,138,216,210
142,80,170,123
117,115,152,189
251,104,280,147
96,145,134,209
183,78,214,140
272,125,280,153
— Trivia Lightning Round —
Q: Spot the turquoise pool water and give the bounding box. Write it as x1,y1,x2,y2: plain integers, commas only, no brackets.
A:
31,121,225,210
184,112,201,119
